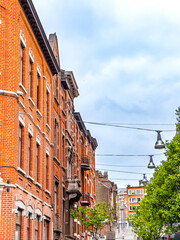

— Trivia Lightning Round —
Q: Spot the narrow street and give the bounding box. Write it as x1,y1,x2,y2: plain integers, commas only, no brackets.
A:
116,227,137,240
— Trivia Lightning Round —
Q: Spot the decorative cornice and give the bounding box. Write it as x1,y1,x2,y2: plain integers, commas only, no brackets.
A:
18,0,60,75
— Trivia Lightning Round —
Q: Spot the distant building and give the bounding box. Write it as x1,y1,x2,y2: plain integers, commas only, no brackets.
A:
127,185,146,217
117,184,146,233
95,171,118,237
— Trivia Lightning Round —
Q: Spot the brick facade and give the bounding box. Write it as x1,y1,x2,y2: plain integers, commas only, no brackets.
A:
95,171,118,237
0,1,97,240
126,185,145,217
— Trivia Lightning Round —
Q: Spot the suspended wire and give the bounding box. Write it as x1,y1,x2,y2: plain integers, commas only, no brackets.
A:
96,164,147,168
99,123,175,126
19,112,175,131
96,153,165,157
96,168,152,175
108,178,140,180
83,121,175,132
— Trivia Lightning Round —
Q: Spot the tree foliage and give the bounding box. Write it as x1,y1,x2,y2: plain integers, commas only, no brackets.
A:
129,108,180,240
71,202,113,233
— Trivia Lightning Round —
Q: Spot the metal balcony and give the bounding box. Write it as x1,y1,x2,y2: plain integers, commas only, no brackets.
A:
66,178,82,202
81,156,90,171
81,192,90,206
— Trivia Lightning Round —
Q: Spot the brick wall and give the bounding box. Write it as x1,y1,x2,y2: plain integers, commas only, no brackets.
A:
0,0,55,239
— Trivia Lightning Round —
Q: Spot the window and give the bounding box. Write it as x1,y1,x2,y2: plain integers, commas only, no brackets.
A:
86,143,89,156
19,125,23,168
62,188,65,234
44,219,50,240
67,107,71,132
129,205,138,211
29,59,33,98
129,198,136,203
62,96,65,113
20,44,24,85
37,73,40,109
46,154,49,190
35,215,40,240
90,150,93,167
28,134,32,176
54,182,59,213
67,159,72,179
36,143,40,182
128,189,143,195
62,135,65,166
55,74,58,101
27,212,31,240
91,178,93,195
136,189,143,194
54,120,59,159
46,90,49,124
15,209,22,240
87,174,89,192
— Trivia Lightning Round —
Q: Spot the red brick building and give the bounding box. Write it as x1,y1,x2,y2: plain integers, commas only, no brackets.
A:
0,0,59,239
0,1,98,240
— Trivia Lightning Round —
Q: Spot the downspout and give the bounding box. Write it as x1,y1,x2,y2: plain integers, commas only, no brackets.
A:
0,175,6,221
0,4,7,232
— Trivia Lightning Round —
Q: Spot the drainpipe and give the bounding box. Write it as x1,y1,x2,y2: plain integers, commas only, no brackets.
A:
0,174,6,225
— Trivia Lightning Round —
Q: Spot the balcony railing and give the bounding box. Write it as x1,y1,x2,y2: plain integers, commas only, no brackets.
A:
81,156,90,171
81,192,90,206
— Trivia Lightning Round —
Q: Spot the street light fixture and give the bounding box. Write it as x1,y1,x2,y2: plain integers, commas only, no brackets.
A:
142,174,148,186
154,131,165,149
147,155,155,169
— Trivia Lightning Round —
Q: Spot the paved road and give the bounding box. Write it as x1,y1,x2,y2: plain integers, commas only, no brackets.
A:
116,227,137,240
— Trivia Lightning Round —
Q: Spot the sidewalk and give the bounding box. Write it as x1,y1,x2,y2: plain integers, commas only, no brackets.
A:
116,227,137,240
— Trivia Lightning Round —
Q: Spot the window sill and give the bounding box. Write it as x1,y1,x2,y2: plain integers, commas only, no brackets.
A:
54,97,59,105
27,175,34,182
53,156,60,165
17,167,26,175
46,123,51,131
18,100,25,110
36,109,42,118
45,137,50,143
45,189,51,196
62,109,66,116
28,97,35,107
19,83,27,95
61,166,66,172
37,125,41,131
35,182,42,188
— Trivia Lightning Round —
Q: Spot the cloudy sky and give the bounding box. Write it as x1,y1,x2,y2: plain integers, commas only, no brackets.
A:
34,0,180,188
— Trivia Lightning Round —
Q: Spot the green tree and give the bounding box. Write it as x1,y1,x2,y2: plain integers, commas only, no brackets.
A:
129,108,180,240
71,202,114,238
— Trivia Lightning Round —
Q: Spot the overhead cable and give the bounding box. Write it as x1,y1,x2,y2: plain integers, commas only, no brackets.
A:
83,121,175,132
96,168,152,175
96,153,165,157
108,178,140,180
96,164,147,168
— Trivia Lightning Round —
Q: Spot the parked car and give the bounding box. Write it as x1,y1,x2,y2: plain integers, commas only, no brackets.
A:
158,236,168,240
169,232,180,239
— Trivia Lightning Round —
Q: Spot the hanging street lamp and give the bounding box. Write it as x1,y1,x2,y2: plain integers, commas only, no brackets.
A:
147,155,155,169
142,173,148,186
154,131,165,149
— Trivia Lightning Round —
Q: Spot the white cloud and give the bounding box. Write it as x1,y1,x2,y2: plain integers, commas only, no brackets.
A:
33,0,180,187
